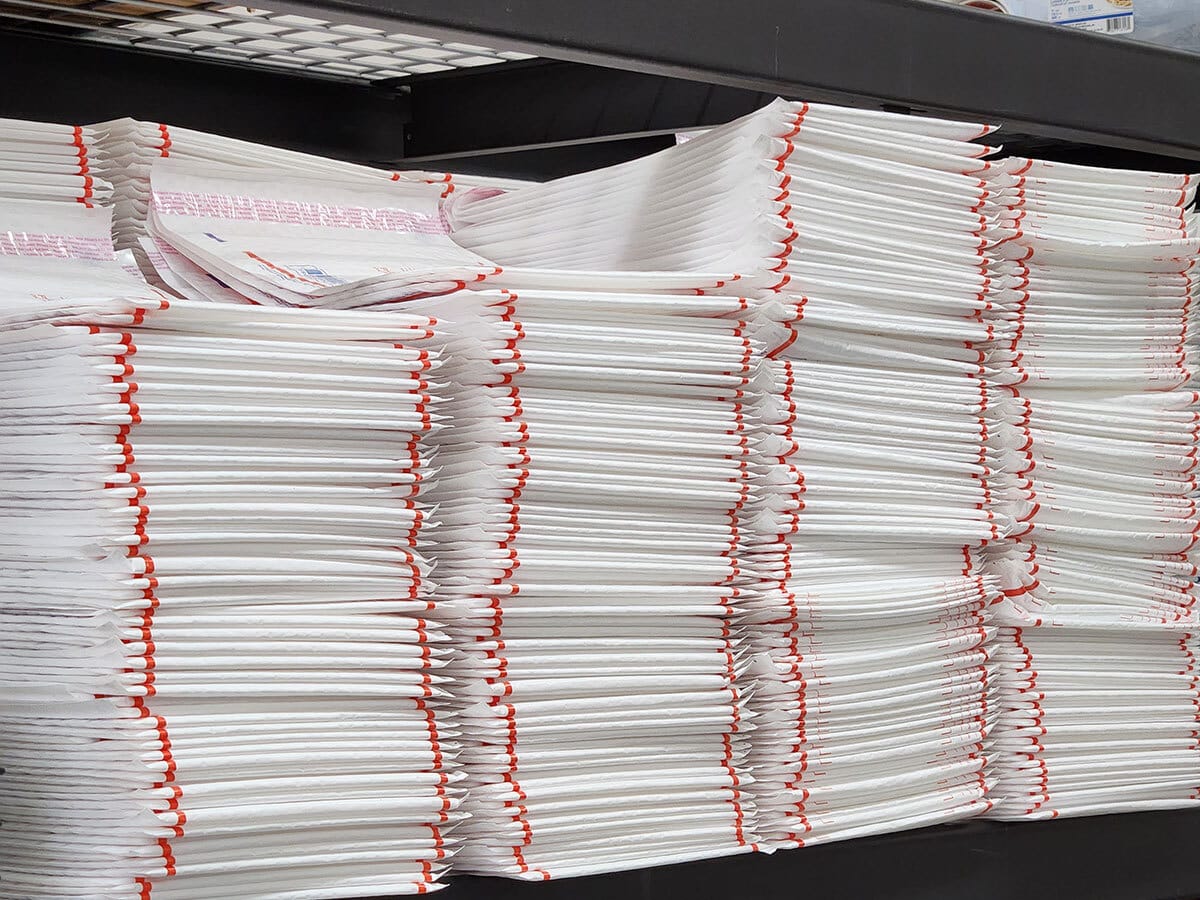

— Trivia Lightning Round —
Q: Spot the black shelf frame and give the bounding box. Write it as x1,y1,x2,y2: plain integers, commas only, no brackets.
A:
229,0,1200,164
5,0,1200,174
447,811,1200,900
0,30,411,165
4,1,1200,897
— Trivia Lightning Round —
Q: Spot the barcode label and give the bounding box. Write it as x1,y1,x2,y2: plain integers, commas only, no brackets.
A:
1064,12,1134,33
1019,0,1139,34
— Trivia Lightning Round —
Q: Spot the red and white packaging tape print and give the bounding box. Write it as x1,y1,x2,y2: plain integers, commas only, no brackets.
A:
0,231,115,259
150,190,449,235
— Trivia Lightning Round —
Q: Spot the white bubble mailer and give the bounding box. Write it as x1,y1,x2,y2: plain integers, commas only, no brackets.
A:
136,158,502,308
89,118,523,284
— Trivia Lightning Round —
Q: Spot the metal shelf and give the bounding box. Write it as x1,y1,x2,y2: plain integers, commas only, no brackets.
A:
442,812,1200,900
0,29,411,163
4,0,1200,174
225,0,1200,162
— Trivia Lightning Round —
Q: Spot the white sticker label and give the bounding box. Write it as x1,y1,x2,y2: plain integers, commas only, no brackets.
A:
1007,0,1134,33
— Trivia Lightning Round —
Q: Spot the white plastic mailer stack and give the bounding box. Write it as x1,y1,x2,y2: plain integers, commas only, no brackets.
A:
983,158,1200,818
127,157,501,307
88,119,522,282
744,109,1017,846
91,157,764,879
0,199,459,898
395,285,762,879
448,98,1016,845
0,118,110,206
